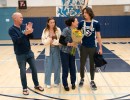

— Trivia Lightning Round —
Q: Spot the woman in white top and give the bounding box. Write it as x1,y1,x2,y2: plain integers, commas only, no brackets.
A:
41,17,61,88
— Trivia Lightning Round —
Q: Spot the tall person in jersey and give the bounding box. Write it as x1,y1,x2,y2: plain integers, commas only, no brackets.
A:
78,7,103,90
8,12,44,95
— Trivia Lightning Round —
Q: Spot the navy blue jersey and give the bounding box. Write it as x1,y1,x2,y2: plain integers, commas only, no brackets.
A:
78,19,100,47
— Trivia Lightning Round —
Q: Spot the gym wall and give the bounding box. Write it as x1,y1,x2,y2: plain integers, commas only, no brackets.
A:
0,0,130,39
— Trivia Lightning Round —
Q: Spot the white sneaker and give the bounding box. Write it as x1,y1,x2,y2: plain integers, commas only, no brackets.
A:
47,85,51,88
54,84,59,87
45,84,51,88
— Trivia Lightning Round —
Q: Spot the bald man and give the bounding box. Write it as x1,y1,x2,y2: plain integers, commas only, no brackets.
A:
8,12,44,95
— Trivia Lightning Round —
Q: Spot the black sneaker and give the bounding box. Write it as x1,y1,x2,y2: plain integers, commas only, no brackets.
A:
79,79,84,87
72,84,76,90
64,86,69,91
90,81,97,90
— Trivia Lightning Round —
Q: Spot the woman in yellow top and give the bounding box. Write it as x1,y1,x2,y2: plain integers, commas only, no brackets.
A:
41,17,61,88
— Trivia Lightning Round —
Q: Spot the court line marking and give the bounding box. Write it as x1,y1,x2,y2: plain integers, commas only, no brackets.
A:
97,68,116,98
28,86,65,100
0,54,15,64
0,94,45,100
0,93,128,96
1,85,130,88
97,69,130,100
36,53,114,55
75,59,82,100
107,94,130,100
59,65,62,99
1,54,126,62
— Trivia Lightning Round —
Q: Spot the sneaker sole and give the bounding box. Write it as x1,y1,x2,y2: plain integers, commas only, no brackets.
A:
79,85,83,87
90,84,97,90
79,83,84,87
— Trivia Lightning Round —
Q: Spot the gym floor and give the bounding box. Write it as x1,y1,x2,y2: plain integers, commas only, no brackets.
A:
0,38,130,100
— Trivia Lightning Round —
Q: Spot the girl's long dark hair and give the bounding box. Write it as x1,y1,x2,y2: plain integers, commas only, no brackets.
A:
45,17,57,33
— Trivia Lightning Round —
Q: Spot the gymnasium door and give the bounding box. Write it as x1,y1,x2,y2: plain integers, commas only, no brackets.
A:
0,7,16,40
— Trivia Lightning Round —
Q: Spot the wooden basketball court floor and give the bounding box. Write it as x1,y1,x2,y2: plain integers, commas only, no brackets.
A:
0,38,130,100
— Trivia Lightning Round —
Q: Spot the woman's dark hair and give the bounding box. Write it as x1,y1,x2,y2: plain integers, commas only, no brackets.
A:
45,17,57,32
65,17,76,26
82,6,95,19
